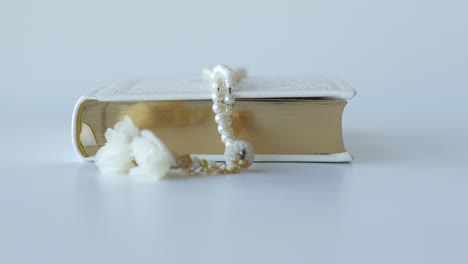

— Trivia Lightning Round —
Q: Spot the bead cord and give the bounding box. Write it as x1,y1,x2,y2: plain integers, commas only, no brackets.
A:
210,64,255,170
172,64,255,174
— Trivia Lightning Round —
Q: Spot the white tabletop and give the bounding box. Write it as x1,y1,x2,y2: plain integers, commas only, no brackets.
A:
1,0,468,263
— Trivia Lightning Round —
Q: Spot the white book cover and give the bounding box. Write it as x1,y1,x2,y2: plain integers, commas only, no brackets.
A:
87,77,356,101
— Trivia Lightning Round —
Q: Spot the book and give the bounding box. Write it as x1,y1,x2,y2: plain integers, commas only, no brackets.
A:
72,78,356,162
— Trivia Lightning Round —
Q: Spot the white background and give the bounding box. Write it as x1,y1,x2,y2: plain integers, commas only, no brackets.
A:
1,0,467,263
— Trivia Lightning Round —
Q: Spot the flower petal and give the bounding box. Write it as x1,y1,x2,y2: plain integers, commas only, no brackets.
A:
95,116,141,174
95,135,134,174
129,130,174,179
114,116,140,141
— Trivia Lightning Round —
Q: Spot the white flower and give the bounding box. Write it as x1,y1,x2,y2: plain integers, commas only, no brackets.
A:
129,130,175,179
94,116,175,179
95,116,140,174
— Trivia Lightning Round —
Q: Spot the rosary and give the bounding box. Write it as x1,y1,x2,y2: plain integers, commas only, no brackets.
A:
173,64,255,175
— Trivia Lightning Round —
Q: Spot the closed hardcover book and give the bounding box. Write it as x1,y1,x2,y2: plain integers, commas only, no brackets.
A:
72,78,356,162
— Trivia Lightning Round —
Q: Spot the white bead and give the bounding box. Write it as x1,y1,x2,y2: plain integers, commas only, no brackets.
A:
225,105,233,115
217,123,228,131
216,117,232,126
222,130,233,139
223,119,232,126
224,140,255,168
221,134,233,143
225,138,234,146
218,120,232,127
212,102,223,113
224,93,235,104
214,113,226,124
218,124,232,135
211,92,222,102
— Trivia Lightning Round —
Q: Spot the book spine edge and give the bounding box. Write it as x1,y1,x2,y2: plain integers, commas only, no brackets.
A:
71,96,94,161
